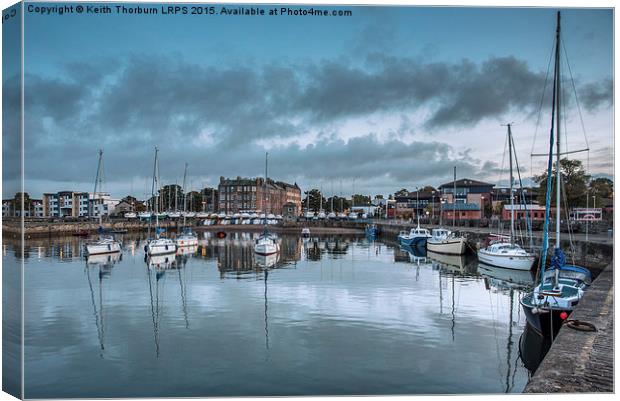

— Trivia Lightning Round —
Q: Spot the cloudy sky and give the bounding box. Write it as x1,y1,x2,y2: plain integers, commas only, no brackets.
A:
2,2,613,199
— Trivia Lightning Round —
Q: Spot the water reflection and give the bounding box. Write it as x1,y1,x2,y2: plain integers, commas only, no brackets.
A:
15,232,535,397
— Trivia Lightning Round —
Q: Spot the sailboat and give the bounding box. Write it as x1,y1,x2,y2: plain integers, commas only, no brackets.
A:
145,147,177,256
427,167,467,255
85,150,122,255
254,152,280,256
520,11,592,337
176,163,198,247
477,124,536,270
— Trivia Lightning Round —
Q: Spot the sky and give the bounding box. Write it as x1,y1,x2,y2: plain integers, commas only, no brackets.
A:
1,1,614,200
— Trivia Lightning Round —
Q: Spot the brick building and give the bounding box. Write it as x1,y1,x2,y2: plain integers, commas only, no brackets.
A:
218,176,301,215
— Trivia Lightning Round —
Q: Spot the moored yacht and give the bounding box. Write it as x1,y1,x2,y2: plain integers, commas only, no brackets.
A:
426,228,467,255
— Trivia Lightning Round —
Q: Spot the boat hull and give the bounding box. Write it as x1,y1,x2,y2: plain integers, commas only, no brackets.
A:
86,242,121,255
426,238,466,255
146,240,177,256
520,294,569,337
477,248,535,271
176,238,198,247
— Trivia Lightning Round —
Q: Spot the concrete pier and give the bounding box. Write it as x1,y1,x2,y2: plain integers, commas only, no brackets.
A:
523,263,614,393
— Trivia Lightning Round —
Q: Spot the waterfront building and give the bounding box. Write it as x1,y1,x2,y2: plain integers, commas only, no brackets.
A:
200,187,219,213
218,176,301,215
491,187,538,212
438,178,494,206
43,191,90,218
441,202,482,220
2,196,44,217
502,204,552,222
89,192,120,217
394,190,437,220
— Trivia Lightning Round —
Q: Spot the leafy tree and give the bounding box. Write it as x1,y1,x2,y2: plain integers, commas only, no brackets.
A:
351,194,371,206
159,184,184,211
420,186,438,193
325,196,350,212
394,188,409,198
589,178,613,201
533,158,590,207
302,189,327,212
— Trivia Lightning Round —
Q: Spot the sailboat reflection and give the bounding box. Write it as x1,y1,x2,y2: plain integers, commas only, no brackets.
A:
255,253,279,269
479,262,535,291
85,252,122,358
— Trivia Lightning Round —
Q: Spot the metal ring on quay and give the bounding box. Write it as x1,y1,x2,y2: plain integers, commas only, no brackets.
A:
564,319,597,332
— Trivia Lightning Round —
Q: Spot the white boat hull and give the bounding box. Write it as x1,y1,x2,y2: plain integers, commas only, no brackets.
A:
427,237,466,255
477,248,535,271
147,239,177,255
86,241,121,255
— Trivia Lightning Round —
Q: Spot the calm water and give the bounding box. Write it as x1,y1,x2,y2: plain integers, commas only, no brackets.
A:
4,232,537,397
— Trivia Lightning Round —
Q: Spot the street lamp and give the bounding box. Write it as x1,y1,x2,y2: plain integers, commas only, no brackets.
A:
431,191,436,224
480,196,485,219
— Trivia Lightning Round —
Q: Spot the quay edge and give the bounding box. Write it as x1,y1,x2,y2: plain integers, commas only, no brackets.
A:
523,262,614,393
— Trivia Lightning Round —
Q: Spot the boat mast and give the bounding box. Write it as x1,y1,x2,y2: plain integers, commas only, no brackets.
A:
452,166,456,228
151,147,159,231
508,124,515,246
92,149,104,225
264,152,268,228
554,11,562,249
182,163,188,227
416,187,420,228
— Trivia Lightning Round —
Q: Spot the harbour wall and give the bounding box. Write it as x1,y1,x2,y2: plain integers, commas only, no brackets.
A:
523,263,614,393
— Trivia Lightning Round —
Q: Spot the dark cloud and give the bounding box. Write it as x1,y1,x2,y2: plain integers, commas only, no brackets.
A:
7,53,612,198
578,78,613,111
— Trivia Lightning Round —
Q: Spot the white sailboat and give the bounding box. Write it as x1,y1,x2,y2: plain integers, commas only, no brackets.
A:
85,150,122,255
146,147,177,256
427,167,467,255
477,124,536,270
254,152,280,256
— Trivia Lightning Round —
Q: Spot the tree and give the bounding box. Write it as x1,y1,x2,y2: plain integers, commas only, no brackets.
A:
533,158,590,207
394,188,409,198
420,185,437,193
325,196,350,212
159,184,184,211
589,178,613,201
302,189,327,212
351,194,371,206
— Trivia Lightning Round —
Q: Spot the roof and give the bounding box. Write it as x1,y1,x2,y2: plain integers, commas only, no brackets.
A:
504,204,547,211
440,202,480,211
438,178,495,189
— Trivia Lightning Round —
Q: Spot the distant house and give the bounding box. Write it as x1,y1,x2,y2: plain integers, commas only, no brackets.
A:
441,202,481,220
282,202,298,220
394,190,438,219
438,178,494,206
112,200,135,216
502,204,552,221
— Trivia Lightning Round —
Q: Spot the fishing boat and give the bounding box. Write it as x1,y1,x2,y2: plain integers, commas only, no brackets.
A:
520,12,592,337
254,153,280,256
397,191,430,246
477,124,536,270
427,167,467,255
426,228,466,255
146,147,177,256
85,150,122,256
398,226,431,246
176,163,198,248
365,223,379,238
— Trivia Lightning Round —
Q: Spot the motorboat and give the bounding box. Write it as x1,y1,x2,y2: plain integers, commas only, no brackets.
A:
426,228,466,255
397,226,431,246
